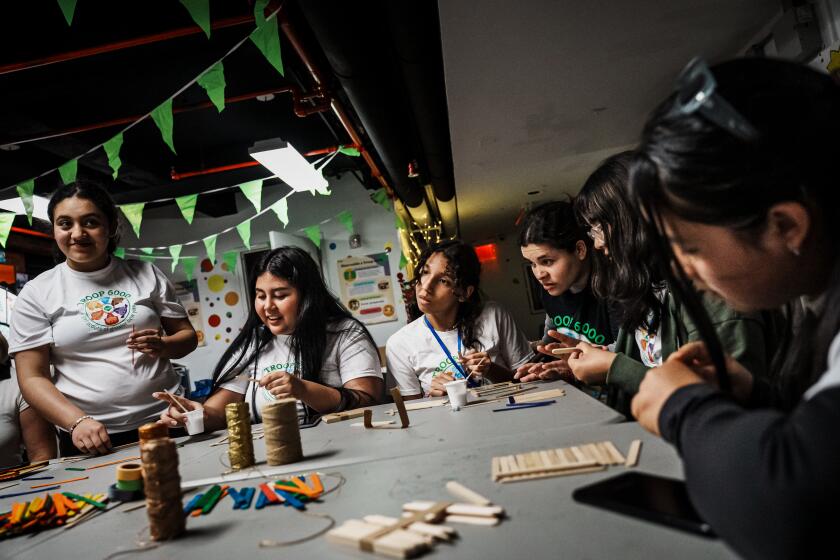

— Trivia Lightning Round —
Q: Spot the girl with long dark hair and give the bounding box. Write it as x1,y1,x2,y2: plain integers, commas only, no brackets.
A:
387,240,533,398
629,57,840,559
158,247,383,429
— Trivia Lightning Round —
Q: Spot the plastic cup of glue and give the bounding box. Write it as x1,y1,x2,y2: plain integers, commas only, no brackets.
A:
183,409,205,435
445,379,468,411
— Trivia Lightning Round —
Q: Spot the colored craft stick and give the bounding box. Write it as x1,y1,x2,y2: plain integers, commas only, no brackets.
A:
21,475,53,481
85,456,141,470
259,483,281,504
54,493,67,517
308,474,324,494
0,485,60,499
202,485,227,514
254,490,268,510
62,492,106,509
65,467,86,471
238,487,255,510
290,476,318,496
32,476,88,489
183,493,203,515
193,485,219,511
493,400,556,412
10,502,25,524
275,489,305,510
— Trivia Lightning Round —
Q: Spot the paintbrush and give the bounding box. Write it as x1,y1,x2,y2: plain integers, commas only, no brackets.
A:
162,388,189,414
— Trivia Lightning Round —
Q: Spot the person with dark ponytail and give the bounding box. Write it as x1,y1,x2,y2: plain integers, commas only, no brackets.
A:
515,201,623,382
566,151,780,417
387,240,533,398
628,57,840,559
157,247,383,429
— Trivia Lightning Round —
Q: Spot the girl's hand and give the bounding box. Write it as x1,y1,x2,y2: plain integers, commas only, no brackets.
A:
667,342,754,404
631,359,705,436
429,371,456,397
567,342,615,385
460,351,490,378
535,329,581,358
127,328,166,358
260,371,305,400
71,417,112,455
514,361,574,383
153,392,203,428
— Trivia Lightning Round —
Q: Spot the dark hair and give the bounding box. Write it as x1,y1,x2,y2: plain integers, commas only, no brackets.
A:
47,181,120,253
411,240,483,350
575,151,665,331
212,247,376,390
519,200,588,252
630,57,840,401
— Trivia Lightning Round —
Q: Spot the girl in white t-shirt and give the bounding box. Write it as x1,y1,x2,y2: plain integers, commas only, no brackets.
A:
386,240,533,398
157,247,383,430
9,183,198,456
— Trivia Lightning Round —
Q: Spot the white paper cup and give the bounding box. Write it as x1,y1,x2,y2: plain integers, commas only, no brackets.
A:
445,379,468,411
184,409,205,435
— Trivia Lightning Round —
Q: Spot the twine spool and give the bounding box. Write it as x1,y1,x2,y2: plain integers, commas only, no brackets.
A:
262,398,303,466
225,402,255,470
139,423,184,541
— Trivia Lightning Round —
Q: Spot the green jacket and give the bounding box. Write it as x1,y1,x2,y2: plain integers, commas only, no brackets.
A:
605,289,782,417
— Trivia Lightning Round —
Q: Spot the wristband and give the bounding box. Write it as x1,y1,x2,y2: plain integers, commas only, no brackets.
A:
68,415,94,435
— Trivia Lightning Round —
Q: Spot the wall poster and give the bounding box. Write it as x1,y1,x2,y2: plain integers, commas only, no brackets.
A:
337,252,398,325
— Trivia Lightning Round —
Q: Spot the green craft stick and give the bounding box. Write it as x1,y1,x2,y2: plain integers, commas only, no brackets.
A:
65,467,86,471
62,492,106,509
200,484,223,514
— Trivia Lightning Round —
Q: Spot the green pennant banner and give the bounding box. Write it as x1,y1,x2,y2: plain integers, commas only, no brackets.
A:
271,197,289,228
175,194,198,224
140,254,155,264
203,234,217,264
179,0,210,38
239,179,263,213
114,247,126,259
197,61,226,112
104,133,123,179
169,245,182,272
336,210,354,234
338,145,361,157
303,225,321,248
58,159,78,185
0,213,15,248
236,220,251,249
399,252,408,270
250,15,284,77
57,0,77,26
371,188,392,211
254,0,269,25
222,250,238,273
181,256,198,282
15,179,35,225
395,212,406,230
151,99,176,154
120,203,145,238
140,247,154,255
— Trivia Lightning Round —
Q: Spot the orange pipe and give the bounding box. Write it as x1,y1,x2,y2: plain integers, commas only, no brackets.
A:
10,226,52,239
0,15,255,77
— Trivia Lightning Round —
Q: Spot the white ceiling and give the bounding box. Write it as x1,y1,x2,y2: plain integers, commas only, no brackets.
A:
438,0,780,241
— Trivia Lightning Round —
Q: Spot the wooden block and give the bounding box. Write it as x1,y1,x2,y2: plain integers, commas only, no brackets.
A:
625,439,642,467
445,480,492,506
323,408,367,423
390,388,410,428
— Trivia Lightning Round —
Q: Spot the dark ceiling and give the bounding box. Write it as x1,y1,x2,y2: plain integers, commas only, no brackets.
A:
0,0,453,227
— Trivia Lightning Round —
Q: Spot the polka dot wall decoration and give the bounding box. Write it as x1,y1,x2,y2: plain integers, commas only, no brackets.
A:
225,292,239,306
208,314,221,327
201,259,213,272
207,275,225,293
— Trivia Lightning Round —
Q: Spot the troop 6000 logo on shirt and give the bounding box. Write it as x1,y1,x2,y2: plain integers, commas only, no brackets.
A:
78,290,136,330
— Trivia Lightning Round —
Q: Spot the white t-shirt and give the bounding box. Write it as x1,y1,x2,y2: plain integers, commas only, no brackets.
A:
386,302,535,397
219,318,382,423
0,370,28,467
8,259,188,432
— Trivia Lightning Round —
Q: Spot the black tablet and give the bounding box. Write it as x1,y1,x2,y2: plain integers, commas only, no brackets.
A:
572,471,716,537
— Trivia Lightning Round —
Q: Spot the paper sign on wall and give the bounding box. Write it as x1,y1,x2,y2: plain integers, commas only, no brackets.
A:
336,252,398,325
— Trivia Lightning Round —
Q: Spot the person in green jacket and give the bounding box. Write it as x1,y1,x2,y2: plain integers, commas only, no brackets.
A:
566,151,781,416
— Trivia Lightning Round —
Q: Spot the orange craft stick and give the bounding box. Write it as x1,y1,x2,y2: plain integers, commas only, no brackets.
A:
288,477,319,497
85,456,141,470
31,476,88,489
53,493,66,517
308,474,324,495
10,502,25,524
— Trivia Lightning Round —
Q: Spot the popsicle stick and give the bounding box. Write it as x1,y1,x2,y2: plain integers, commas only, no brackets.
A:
625,439,642,467
445,480,492,506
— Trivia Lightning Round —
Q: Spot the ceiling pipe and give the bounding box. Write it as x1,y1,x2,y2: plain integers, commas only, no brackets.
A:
2,87,329,147
0,14,256,77
10,226,52,240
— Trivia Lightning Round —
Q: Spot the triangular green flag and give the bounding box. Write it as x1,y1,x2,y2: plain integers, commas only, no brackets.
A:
104,133,123,179
140,247,154,255
203,234,217,264
271,197,289,228
181,256,197,282
140,254,155,264
338,145,361,157
120,203,145,238
336,210,354,234
175,194,198,224
303,225,321,248
222,251,238,273
151,99,176,154
236,220,251,249
58,159,78,185
114,247,126,259
0,213,15,248
179,0,210,38
238,179,263,213
169,245,182,273
15,179,35,226
399,252,408,270
395,212,406,230
197,61,226,112
57,0,77,26
250,15,284,77
370,188,392,212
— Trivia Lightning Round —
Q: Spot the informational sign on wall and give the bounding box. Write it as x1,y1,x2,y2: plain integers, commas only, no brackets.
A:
174,279,206,347
337,252,398,325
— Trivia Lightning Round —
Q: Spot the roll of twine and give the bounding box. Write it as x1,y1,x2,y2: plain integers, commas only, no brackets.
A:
116,463,143,481
225,402,255,470
139,424,185,541
262,398,303,466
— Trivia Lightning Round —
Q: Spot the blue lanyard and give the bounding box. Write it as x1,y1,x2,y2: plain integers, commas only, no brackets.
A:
424,316,468,379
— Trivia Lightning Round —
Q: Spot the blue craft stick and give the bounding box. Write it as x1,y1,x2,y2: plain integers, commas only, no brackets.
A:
184,493,204,515
255,490,268,510
20,476,53,481
226,487,241,509
493,400,556,412
275,489,305,510
0,485,60,499
239,487,255,510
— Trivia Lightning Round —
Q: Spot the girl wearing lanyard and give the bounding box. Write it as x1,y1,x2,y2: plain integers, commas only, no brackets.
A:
386,240,534,398
157,247,384,430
